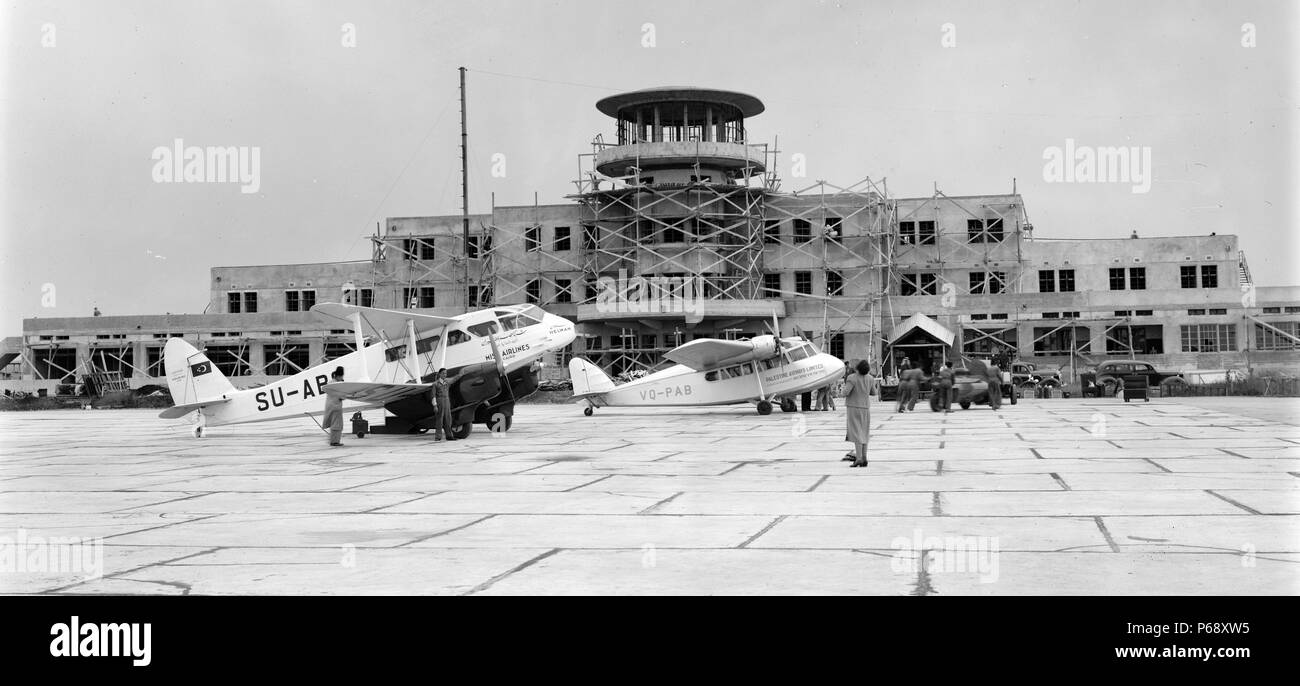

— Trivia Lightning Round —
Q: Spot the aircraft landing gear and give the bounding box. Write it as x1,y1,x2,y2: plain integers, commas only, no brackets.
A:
451,422,473,440
583,406,594,417
192,425,205,438
779,398,797,413
756,400,773,415
192,414,206,438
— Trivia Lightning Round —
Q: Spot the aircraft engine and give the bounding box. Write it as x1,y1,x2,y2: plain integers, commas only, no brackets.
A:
749,335,778,359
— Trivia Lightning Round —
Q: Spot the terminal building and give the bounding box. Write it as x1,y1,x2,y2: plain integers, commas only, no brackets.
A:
5,86,1299,394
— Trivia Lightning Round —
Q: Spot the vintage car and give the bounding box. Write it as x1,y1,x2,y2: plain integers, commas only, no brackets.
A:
927,367,1008,411
1080,360,1183,397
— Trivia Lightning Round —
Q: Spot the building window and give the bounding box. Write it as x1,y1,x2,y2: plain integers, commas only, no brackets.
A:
467,285,480,307
763,220,780,244
1180,265,1197,288
901,273,937,296
358,288,373,308
826,270,844,297
402,238,416,260
582,223,598,250
525,225,540,252
793,219,812,243
825,216,843,241
898,221,915,245
466,236,483,259
402,287,435,309
1201,265,1218,288
1038,270,1055,293
206,345,251,377
323,342,355,361
1135,309,1152,316
795,271,812,295
968,272,1005,295
1109,268,1126,290
244,292,258,313
1208,308,1227,315
228,292,241,313
1108,325,1164,354
970,313,988,321
967,218,1003,243
1263,307,1282,314
918,221,936,245
525,280,540,304
828,333,845,359
762,273,782,298
1033,326,1090,356
1187,308,1206,315
554,226,571,251
555,278,572,303
1042,312,1060,319
1288,306,1300,313
1255,321,1299,350
1058,269,1075,292
285,290,316,312
263,344,309,376
1114,310,1132,317
1181,324,1236,353
1129,267,1146,290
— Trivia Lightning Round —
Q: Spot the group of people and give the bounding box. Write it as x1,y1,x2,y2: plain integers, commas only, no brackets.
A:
893,358,1004,414
321,366,462,446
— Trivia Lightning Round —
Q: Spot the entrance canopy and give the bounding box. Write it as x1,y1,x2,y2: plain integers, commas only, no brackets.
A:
890,313,955,347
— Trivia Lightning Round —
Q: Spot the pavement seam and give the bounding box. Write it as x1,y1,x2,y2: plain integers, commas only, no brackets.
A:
97,514,225,543
335,475,413,491
911,549,934,596
462,548,562,596
396,514,496,547
1204,490,1263,515
638,491,684,514
1143,458,1174,473
1049,473,1071,491
805,475,830,492
738,515,787,548
1093,517,1121,552
564,474,614,492
43,546,223,594
363,492,445,513
108,492,211,513
930,492,944,516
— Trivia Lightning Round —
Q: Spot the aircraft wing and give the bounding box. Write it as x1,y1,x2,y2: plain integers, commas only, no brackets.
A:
663,338,763,371
311,302,460,340
324,381,431,405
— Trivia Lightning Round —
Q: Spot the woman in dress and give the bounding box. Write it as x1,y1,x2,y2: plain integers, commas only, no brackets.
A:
844,359,874,468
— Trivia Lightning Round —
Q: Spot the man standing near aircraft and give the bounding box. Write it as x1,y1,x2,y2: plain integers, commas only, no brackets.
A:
324,366,345,446
936,362,955,414
986,361,1003,410
432,368,459,441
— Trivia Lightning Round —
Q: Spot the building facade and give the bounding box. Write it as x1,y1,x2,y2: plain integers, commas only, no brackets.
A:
7,87,1298,393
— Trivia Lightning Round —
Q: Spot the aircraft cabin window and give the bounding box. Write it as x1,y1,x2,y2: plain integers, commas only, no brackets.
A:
705,371,718,382
466,322,499,337
415,335,440,354
447,330,472,346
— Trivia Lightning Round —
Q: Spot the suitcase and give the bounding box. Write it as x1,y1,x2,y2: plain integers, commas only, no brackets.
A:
1122,375,1149,402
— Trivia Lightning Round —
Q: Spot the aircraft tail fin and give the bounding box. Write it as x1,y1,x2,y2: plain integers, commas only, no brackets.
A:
568,357,616,399
164,337,236,407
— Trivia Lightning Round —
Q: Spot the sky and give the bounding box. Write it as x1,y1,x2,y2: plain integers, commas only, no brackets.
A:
1,0,1297,334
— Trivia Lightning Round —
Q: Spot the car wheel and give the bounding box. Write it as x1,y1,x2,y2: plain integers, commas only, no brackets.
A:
451,422,473,440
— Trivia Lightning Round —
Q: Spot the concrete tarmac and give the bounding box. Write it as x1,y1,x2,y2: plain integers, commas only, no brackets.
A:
1,396,1297,595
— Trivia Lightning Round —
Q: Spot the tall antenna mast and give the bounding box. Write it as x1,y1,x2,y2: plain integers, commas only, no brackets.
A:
459,66,471,311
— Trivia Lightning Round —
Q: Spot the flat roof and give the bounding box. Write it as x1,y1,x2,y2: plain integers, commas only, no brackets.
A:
596,87,765,118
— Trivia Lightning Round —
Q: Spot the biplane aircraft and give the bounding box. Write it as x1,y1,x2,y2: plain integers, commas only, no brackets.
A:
569,333,843,416
160,303,576,437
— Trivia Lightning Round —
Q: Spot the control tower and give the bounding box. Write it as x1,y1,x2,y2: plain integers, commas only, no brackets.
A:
572,87,776,314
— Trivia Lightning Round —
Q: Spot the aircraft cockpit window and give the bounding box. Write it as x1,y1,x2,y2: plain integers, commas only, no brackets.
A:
515,306,545,326
786,346,810,362
705,371,718,382
447,329,472,346
466,322,499,337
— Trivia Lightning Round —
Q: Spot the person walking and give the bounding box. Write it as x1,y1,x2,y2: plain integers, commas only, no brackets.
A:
431,368,459,441
323,366,345,446
843,359,874,467
986,361,1003,410
937,362,955,414
895,358,912,413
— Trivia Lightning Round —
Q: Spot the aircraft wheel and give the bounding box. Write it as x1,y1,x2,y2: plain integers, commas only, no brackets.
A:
584,407,593,417
779,398,796,413
960,401,971,410
757,400,773,415
451,422,473,440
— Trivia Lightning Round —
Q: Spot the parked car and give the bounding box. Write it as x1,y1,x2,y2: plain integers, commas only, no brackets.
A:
1080,360,1182,397
1009,361,1062,388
